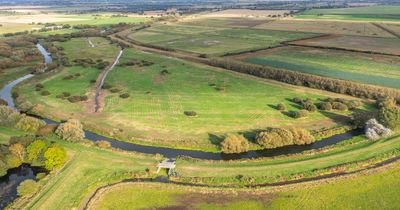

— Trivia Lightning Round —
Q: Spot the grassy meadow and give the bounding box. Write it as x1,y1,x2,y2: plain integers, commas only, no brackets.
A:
296,6,400,22
89,161,400,210
127,23,316,56
242,46,400,89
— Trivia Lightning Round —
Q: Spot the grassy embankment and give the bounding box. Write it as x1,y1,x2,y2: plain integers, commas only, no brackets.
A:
89,161,400,210
242,46,400,89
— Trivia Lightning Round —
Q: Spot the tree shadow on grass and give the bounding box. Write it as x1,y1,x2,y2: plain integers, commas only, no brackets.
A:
319,110,351,125
208,133,224,147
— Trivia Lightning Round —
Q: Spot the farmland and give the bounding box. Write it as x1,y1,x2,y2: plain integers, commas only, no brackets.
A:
296,5,400,22
239,46,400,89
126,23,316,56
290,35,400,56
254,19,395,37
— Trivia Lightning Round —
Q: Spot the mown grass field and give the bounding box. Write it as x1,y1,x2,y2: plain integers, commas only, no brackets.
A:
296,6,400,22
127,23,316,56
241,46,400,89
17,47,363,151
89,161,400,210
0,126,27,144
174,135,400,185
291,35,400,56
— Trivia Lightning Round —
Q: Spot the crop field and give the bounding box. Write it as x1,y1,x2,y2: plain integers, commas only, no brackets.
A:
296,5,400,22
54,37,120,62
197,9,292,18
290,35,400,56
254,19,395,37
175,135,400,185
180,17,272,28
127,24,316,56
239,46,400,89
88,161,400,210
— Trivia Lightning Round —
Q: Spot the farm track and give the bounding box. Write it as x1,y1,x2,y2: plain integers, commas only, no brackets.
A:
94,50,123,112
371,23,400,38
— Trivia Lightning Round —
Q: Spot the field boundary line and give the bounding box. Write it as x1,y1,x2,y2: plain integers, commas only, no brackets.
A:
371,23,400,39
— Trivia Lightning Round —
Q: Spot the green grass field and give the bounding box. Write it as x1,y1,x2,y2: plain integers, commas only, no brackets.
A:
17,47,362,151
54,37,120,62
128,24,316,56
296,6,400,21
242,46,400,89
174,135,400,185
89,162,400,210
57,14,148,26
0,126,27,144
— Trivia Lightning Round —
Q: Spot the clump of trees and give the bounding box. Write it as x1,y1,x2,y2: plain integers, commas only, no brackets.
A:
184,111,197,117
55,119,85,142
290,110,309,118
120,93,130,99
17,179,40,197
377,104,400,131
220,134,249,154
0,106,45,133
256,127,315,149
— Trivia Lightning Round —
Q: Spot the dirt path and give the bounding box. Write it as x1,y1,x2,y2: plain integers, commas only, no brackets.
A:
87,37,95,48
89,50,123,113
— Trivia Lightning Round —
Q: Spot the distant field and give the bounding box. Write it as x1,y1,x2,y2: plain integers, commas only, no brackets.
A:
128,24,316,56
198,9,291,18
180,17,271,28
290,35,400,56
240,46,400,89
55,37,120,62
255,19,395,38
296,6,400,21
89,160,400,210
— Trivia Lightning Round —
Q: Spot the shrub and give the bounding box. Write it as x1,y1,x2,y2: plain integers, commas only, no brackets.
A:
36,124,57,136
27,140,46,163
289,127,315,145
220,134,249,154
90,79,96,83
319,102,332,111
0,99,8,106
17,179,40,197
67,96,82,103
160,69,169,75
55,119,85,142
120,93,130,98
96,140,111,149
80,95,88,101
0,106,21,126
302,102,317,112
184,111,197,116
110,88,121,93
378,107,400,130
9,143,26,161
15,116,45,133
63,75,74,80
332,102,348,111
346,100,363,110
292,97,302,104
44,145,67,170
35,84,44,89
102,84,112,89
277,103,286,111
376,97,396,109
290,110,308,118
18,101,34,112
256,128,293,148
41,90,51,96
74,73,81,77
365,119,393,140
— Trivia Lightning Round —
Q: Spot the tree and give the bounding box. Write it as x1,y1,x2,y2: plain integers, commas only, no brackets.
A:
289,127,315,145
319,102,332,111
27,140,47,164
277,103,286,111
332,102,348,111
0,105,21,126
9,143,26,161
96,140,111,149
17,179,40,197
256,128,293,148
15,116,45,133
290,110,308,118
44,145,67,170
55,119,85,142
378,107,400,131
302,102,317,112
220,134,249,154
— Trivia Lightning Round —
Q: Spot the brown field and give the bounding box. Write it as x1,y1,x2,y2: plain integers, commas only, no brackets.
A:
180,17,271,28
255,19,395,38
290,35,400,56
197,9,292,18
0,14,86,24
380,23,400,36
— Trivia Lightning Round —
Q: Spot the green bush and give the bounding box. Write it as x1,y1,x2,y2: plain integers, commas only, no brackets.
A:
27,140,47,163
0,99,8,106
41,90,51,96
256,128,294,148
120,93,130,98
302,102,317,112
17,179,40,197
0,106,21,126
15,116,45,133
44,145,67,170
332,102,348,111
292,97,302,104
221,134,249,154
96,140,112,149
378,107,400,130
277,103,286,111
319,102,332,111
184,111,197,116
290,110,309,118
35,83,44,89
